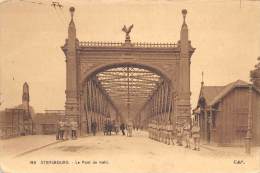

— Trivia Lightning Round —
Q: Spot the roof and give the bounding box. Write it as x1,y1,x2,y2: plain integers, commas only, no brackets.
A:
200,86,225,105
209,80,250,106
198,80,258,107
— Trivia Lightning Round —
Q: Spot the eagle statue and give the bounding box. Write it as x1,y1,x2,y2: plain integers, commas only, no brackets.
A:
122,24,134,40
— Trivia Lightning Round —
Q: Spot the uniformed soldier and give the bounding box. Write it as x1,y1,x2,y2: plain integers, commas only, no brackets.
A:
64,119,71,140
158,122,162,142
151,121,154,140
71,120,78,139
192,122,200,151
127,121,133,137
58,120,65,140
165,120,171,145
176,122,183,146
161,121,167,144
183,121,191,148
156,122,159,141
148,122,151,139
169,122,175,145
114,121,120,135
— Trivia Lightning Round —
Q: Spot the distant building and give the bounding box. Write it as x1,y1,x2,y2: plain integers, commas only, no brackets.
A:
0,82,34,139
0,82,66,138
33,110,65,135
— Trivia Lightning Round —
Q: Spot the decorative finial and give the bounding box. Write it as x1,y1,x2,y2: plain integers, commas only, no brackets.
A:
201,71,204,86
69,6,75,19
182,9,187,24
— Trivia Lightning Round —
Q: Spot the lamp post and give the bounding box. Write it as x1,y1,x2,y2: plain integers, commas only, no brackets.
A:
245,85,253,154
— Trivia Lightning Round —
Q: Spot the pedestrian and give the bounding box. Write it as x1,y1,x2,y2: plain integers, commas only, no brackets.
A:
58,120,65,140
169,121,175,145
91,121,97,136
114,121,120,135
176,122,183,146
64,119,70,140
108,120,112,135
192,122,200,151
120,123,125,135
71,120,78,139
127,121,133,137
183,120,191,148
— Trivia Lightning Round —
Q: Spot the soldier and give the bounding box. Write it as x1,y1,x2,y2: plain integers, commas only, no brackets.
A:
156,121,160,141
151,120,154,140
158,122,161,141
148,122,151,139
183,120,191,148
58,120,65,140
56,120,60,140
169,122,175,145
164,121,169,144
114,121,120,135
176,122,183,146
127,121,133,137
71,120,78,139
192,122,201,151
165,120,171,145
64,119,71,140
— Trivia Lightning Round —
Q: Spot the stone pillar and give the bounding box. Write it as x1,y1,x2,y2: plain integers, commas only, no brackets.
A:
176,9,192,123
64,7,80,123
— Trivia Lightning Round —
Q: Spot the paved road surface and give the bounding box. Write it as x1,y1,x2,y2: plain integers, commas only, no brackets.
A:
0,131,259,173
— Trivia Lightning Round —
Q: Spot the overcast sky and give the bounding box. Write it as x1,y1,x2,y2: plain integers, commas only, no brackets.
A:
0,0,260,112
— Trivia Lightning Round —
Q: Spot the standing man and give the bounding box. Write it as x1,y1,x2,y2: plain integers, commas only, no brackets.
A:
114,121,120,135
192,122,201,151
58,120,65,140
64,119,71,140
165,120,171,145
176,122,183,146
120,122,126,135
183,120,191,148
71,120,78,139
91,120,97,136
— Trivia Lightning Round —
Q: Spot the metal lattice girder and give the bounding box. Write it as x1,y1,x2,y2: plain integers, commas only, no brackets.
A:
93,66,164,120
87,65,174,123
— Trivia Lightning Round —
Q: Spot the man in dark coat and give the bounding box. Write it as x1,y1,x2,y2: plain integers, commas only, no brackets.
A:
91,121,97,136
107,121,113,136
120,123,125,135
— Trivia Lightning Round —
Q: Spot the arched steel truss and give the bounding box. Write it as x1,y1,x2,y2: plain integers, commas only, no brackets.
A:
83,65,174,130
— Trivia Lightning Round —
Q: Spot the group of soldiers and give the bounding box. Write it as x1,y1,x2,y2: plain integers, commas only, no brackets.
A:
56,119,78,140
148,120,201,151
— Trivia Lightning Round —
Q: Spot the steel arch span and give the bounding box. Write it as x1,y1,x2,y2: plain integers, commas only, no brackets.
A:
61,7,195,135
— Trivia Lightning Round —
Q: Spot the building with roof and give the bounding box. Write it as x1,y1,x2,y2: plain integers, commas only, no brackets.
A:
193,59,260,146
32,110,65,135
0,82,34,139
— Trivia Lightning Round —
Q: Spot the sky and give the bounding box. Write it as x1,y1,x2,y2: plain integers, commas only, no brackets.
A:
0,0,260,113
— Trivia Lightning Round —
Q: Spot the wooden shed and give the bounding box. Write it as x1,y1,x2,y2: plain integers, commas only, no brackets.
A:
193,80,260,146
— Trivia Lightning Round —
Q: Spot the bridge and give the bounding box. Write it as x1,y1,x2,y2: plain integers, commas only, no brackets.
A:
61,7,195,135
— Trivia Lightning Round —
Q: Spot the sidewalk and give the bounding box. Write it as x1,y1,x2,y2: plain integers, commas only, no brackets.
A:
201,143,260,157
0,135,59,159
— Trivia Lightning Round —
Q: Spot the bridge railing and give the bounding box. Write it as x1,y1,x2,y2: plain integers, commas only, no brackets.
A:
79,41,178,48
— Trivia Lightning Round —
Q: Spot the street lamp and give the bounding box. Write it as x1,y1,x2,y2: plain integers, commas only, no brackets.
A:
245,85,253,154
